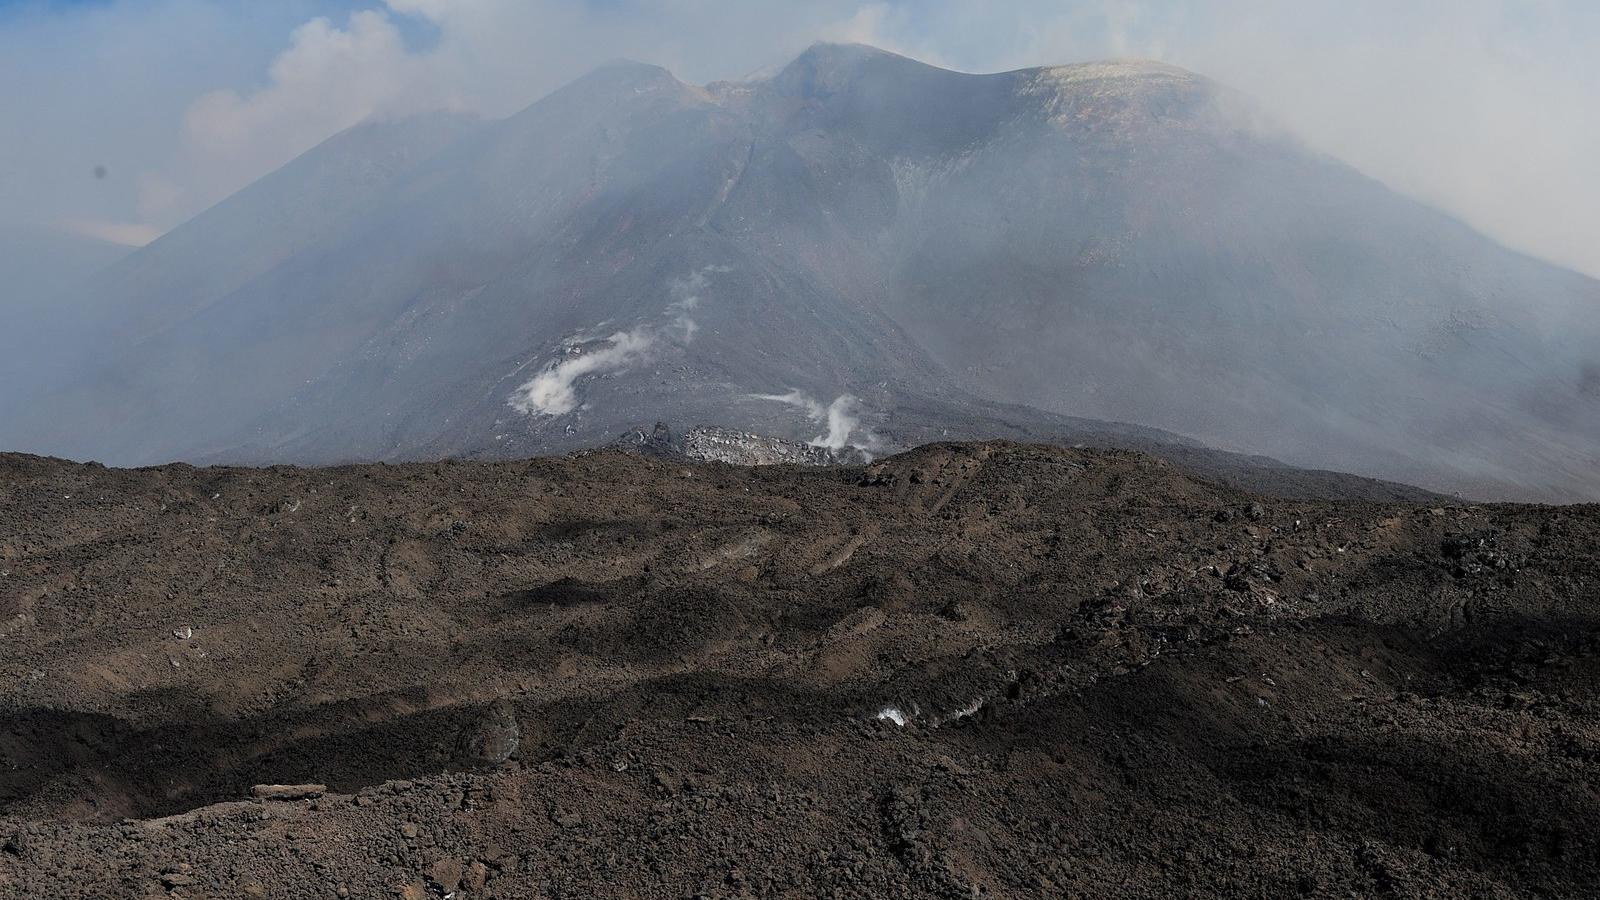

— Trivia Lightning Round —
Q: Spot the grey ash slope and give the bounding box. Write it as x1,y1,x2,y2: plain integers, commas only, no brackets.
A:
4,44,1597,500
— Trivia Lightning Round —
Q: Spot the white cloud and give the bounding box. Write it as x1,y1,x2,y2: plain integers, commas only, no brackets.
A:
183,12,414,156
153,9,454,225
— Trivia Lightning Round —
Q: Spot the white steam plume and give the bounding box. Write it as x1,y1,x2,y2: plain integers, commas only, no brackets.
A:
815,395,861,450
509,266,726,415
509,328,654,415
749,389,865,450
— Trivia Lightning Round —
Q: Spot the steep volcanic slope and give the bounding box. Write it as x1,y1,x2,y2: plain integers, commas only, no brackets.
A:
840,52,1600,500
0,444,1597,896
5,45,1598,500
713,44,1600,498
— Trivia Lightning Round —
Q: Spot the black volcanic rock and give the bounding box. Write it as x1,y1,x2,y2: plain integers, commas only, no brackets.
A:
3,43,1597,500
2,442,1598,895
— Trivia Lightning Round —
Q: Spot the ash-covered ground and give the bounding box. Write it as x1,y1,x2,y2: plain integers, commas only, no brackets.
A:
1,442,1597,897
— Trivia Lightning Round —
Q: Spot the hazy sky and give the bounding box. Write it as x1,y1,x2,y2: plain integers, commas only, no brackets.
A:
3,0,1599,278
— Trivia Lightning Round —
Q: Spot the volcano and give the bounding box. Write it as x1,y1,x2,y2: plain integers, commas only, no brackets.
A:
4,44,1597,499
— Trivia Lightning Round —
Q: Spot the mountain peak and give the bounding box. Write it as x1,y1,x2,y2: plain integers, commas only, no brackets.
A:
793,41,902,63
559,57,683,97
768,41,944,97
590,56,671,76
509,57,699,123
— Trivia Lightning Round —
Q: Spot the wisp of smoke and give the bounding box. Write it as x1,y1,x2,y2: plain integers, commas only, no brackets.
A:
749,388,865,449
665,267,710,337
749,389,825,419
666,265,731,341
509,328,654,415
670,298,698,341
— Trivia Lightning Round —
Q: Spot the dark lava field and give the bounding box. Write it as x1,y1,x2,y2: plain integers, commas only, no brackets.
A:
1,442,1597,897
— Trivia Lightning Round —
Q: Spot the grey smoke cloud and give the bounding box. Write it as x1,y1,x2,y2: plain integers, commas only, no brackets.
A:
2,1,1598,281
